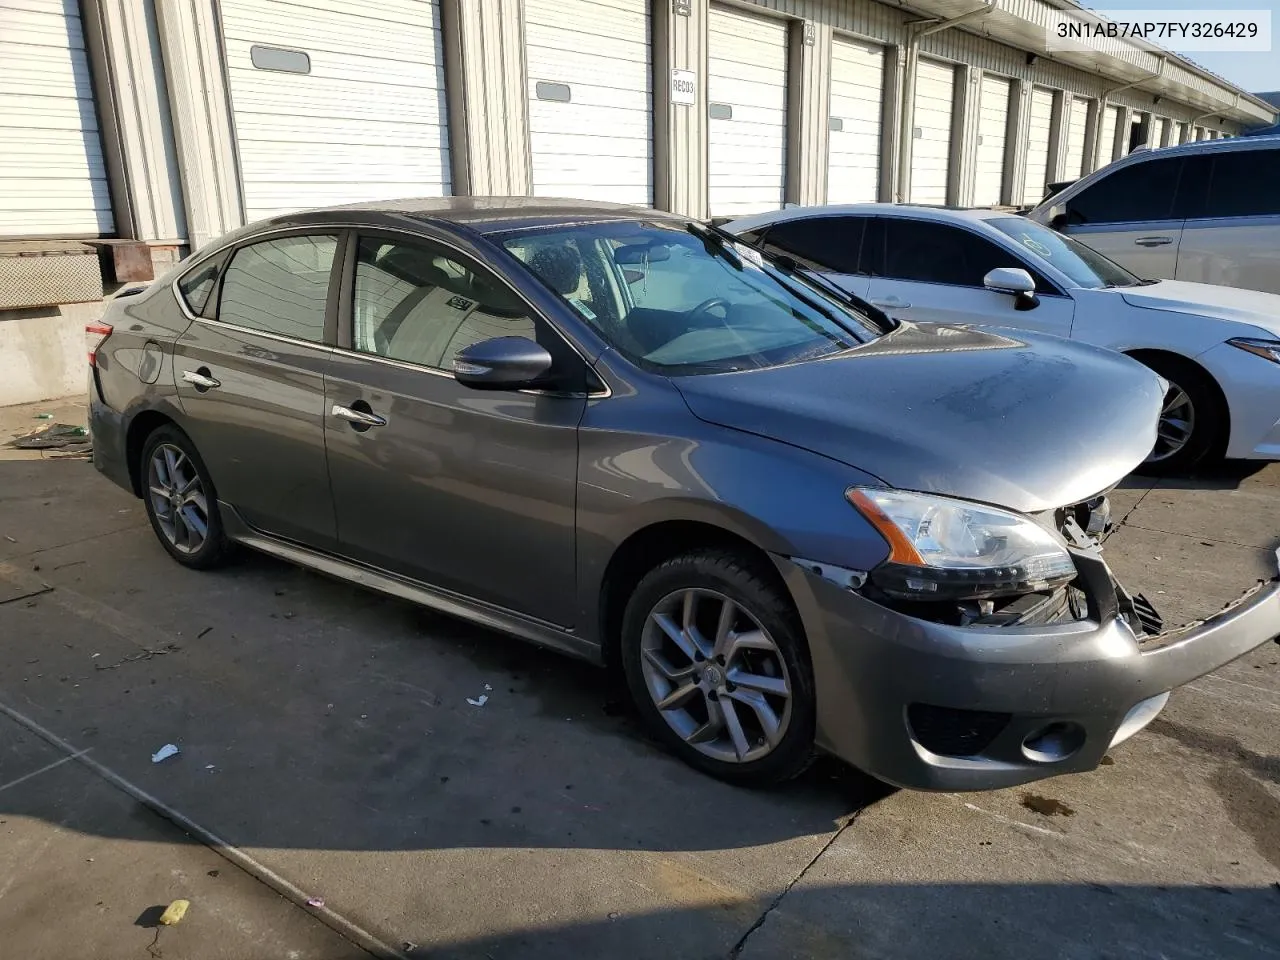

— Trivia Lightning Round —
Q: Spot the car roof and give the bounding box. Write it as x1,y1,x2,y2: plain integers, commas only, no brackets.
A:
250,196,684,237
725,204,1020,232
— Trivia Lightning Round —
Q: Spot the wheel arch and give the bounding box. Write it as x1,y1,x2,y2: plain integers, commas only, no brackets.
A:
124,409,181,497
595,518,792,677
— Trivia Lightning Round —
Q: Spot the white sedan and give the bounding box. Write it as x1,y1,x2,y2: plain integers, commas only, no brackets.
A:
726,204,1280,471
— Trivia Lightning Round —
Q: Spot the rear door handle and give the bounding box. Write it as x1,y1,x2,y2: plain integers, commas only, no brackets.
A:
331,403,387,429
1134,236,1173,247
181,369,221,390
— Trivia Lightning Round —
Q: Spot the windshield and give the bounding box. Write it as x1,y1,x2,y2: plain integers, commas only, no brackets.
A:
499,220,879,375
986,217,1143,289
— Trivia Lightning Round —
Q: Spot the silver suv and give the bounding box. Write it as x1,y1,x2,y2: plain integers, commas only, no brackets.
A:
1030,136,1280,295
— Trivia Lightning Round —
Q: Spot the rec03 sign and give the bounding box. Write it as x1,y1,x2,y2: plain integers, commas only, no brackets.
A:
670,69,696,106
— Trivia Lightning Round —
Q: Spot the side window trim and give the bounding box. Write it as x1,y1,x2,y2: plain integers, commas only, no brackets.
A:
205,228,346,348
339,230,592,393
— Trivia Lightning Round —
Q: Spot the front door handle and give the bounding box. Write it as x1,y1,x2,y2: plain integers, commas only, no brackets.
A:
1134,236,1174,247
871,298,910,309
181,369,221,390
331,403,387,429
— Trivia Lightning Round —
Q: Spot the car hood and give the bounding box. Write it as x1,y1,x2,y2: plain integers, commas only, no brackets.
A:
1119,280,1280,336
672,323,1163,514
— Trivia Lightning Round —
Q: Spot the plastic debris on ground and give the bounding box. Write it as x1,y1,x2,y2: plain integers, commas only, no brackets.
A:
151,743,180,763
8,423,92,455
466,694,489,707
158,899,190,926
306,897,324,908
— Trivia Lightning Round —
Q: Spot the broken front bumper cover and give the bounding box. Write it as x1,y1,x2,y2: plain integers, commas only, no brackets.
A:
781,549,1280,792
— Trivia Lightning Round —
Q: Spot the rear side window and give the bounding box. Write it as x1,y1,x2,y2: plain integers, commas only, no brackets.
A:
216,235,338,342
760,217,864,273
176,249,230,317
1203,149,1280,218
882,219,1054,290
1066,157,1183,224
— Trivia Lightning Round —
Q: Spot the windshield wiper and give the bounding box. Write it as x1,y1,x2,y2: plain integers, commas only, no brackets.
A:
769,255,895,333
685,222,742,269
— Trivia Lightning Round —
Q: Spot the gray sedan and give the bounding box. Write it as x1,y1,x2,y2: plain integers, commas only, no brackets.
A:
86,198,1280,790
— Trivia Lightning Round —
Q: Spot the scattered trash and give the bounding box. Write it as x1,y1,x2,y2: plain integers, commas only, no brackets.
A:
466,694,489,707
151,743,180,764
403,942,418,952
3,536,14,543
1021,793,1075,817
34,413,53,419
483,683,492,691
96,642,180,671
608,912,620,921
90,653,100,658
9,423,91,453
196,627,212,639
207,870,219,878
205,764,215,771
86,858,94,863
306,897,324,908
158,899,190,926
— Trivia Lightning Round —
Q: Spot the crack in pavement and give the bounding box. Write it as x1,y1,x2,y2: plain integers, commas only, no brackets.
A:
727,807,866,959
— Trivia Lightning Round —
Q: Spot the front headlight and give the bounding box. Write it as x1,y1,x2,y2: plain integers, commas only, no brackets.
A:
1228,338,1280,364
847,487,1078,601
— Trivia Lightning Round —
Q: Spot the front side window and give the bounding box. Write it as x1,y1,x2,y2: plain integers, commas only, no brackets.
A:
352,237,537,370
880,219,1053,290
500,220,879,375
217,235,338,342
1065,157,1182,225
987,217,1141,289
760,217,864,273
1203,149,1280,219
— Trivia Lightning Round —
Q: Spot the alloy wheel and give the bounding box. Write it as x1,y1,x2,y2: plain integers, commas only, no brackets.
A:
1147,381,1196,463
639,588,793,764
147,443,210,555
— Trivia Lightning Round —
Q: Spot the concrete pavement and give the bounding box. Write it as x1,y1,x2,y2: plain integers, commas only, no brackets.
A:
0,400,1277,958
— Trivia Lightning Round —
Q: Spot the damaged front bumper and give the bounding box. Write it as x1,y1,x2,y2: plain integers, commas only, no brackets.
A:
779,546,1280,792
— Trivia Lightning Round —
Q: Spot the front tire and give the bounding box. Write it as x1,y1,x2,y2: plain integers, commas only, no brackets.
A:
620,550,816,786
1136,355,1227,474
140,425,231,569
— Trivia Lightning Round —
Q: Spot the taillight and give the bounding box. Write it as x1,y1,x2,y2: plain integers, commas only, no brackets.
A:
86,322,113,367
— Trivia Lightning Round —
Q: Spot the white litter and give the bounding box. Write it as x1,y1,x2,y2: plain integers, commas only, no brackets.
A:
151,743,180,763
466,695,489,707
483,683,492,691
205,764,215,770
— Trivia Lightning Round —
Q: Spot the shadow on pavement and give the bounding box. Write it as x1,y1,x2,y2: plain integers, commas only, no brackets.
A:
411,881,1280,959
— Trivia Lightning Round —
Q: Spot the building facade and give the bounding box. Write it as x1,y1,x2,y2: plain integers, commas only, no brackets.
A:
1,0,1274,404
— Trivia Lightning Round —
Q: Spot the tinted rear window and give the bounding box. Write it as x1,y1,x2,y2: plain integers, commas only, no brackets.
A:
1203,149,1280,218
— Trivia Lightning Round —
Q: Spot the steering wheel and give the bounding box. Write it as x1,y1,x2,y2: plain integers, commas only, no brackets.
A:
686,296,731,327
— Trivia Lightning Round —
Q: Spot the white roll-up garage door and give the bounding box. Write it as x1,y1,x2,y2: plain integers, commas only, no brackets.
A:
909,59,955,206
1064,96,1089,178
1022,87,1054,206
219,0,450,222
1097,104,1121,167
708,5,788,217
526,0,651,204
826,36,883,204
0,0,113,237
973,74,1010,207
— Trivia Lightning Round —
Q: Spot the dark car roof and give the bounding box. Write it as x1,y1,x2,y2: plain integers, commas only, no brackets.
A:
261,196,684,237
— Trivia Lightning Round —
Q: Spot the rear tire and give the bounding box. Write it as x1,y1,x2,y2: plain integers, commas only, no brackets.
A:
1134,355,1226,475
620,549,816,786
139,425,231,569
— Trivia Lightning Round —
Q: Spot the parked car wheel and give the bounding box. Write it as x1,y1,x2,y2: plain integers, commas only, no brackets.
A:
140,425,231,569
620,550,816,785
1135,355,1226,474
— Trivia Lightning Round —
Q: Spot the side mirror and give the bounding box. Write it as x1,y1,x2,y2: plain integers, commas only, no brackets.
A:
453,336,553,390
984,268,1040,311
1046,204,1068,231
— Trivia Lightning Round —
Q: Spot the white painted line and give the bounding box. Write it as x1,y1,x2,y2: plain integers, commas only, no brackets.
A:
0,749,89,795
0,698,407,960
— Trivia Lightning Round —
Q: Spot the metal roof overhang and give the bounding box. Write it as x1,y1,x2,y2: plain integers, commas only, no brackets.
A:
899,0,1278,127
